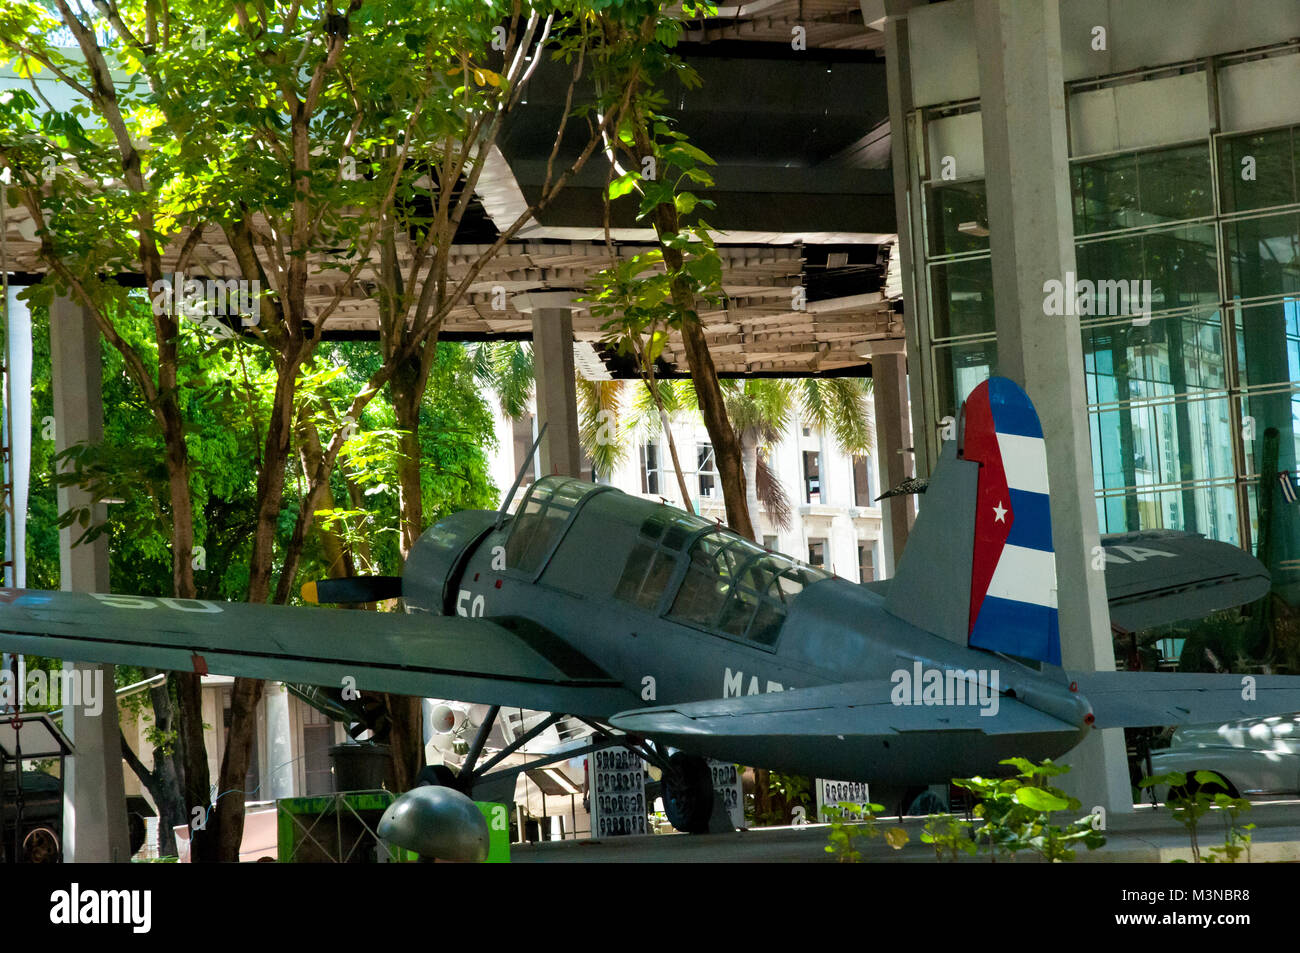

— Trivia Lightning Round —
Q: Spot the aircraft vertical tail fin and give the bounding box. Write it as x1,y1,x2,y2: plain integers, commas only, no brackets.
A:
885,377,1061,666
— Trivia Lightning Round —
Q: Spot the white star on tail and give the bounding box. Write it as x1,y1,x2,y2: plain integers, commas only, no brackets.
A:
993,501,1007,523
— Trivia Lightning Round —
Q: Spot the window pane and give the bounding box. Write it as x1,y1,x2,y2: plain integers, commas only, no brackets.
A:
1071,144,1212,235
1235,299,1300,390
748,601,786,646
807,539,826,568
1218,127,1298,214
668,533,736,627
929,255,995,339
1225,211,1300,301
1241,385,1300,487
803,451,821,504
1245,479,1300,602
1096,480,1238,545
697,443,717,499
858,544,874,583
1083,310,1227,408
771,565,829,603
1076,224,1219,317
614,544,677,611
926,179,989,256
933,338,997,424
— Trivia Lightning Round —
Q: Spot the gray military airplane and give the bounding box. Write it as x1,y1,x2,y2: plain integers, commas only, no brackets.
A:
0,376,1296,832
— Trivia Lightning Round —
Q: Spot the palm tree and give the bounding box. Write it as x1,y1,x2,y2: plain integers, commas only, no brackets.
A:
470,343,875,541
678,378,874,539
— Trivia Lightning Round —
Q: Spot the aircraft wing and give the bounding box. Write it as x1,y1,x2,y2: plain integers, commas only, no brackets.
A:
0,589,636,717
610,680,1077,737
1101,530,1270,631
1069,671,1300,729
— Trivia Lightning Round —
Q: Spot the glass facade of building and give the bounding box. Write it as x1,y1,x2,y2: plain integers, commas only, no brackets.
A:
912,55,1300,604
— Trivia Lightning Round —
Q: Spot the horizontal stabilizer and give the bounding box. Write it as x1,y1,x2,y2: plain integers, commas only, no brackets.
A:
1070,670,1300,729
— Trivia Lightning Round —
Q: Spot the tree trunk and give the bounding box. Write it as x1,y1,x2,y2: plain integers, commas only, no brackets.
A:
119,676,188,858
644,376,692,511
208,347,306,861
659,406,694,511
631,128,754,539
392,351,427,557
741,432,762,538
211,675,265,859
386,342,439,792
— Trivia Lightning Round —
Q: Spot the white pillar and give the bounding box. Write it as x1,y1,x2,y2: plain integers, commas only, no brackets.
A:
265,683,294,800
974,0,1131,812
51,294,131,861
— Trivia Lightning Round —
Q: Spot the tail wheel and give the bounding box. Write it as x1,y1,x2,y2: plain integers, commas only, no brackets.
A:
662,753,714,834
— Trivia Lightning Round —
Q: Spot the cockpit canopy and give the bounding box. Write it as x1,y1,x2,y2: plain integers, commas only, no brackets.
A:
505,476,829,649
504,476,606,574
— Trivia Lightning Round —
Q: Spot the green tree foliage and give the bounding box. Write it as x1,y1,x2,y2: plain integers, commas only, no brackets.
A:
13,299,497,854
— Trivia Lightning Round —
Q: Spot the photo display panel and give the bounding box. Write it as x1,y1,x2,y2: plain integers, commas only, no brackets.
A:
588,746,647,837
816,779,871,822
709,760,744,828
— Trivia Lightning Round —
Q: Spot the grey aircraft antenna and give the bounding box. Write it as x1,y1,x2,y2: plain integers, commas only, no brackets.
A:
496,421,548,531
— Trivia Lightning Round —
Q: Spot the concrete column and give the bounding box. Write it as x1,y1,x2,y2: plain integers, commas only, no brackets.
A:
265,683,294,800
870,342,913,576
512,293,581,478
975,0,1131,812
50,294,131,860
882,0,935,478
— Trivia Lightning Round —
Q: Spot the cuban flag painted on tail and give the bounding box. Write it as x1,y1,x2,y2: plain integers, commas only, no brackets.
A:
962,377,1061,666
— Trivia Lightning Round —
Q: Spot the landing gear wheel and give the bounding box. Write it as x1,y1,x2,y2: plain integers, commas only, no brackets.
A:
23,827,60,864
662,753,714,834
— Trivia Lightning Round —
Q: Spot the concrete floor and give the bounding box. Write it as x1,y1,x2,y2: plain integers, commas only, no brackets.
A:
511,800,1300,862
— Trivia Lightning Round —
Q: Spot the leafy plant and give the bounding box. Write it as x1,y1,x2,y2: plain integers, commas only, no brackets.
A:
919,814,977,861
1139,770,1253,863
954,758,1105,862
823,802,908,863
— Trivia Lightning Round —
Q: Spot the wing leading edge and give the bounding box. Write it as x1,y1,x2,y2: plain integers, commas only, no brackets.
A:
0,589,636,717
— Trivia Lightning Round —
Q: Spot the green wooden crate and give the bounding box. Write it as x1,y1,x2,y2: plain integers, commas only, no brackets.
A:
277,790,414,863
277,791,509,862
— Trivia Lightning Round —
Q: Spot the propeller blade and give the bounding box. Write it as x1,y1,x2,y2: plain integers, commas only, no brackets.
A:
301,576,403,604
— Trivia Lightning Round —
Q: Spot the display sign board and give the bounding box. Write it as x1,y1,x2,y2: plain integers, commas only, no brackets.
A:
588,746,648,837
815,779,871,822
477,802,512,863
709,760,744,828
